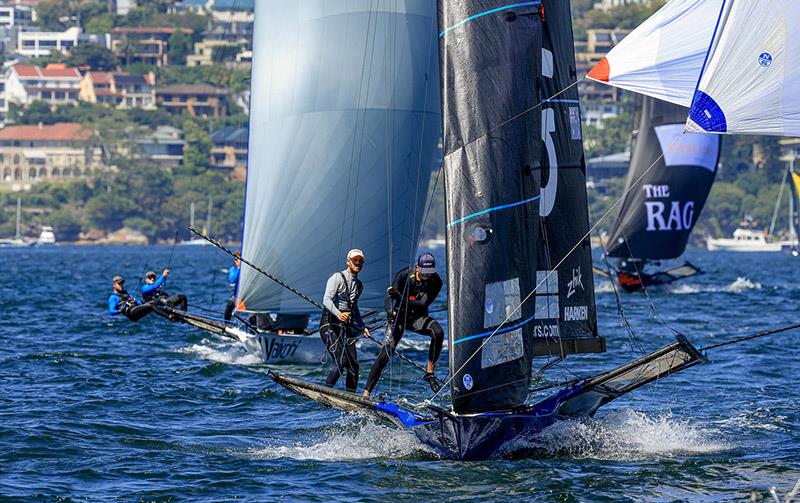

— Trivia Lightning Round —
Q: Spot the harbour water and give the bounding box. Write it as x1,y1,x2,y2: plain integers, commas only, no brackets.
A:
1,245,798,501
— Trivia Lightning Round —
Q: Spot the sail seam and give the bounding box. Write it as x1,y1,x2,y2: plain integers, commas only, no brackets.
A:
453,314,536,345
447,195,541,227
439,1,542,38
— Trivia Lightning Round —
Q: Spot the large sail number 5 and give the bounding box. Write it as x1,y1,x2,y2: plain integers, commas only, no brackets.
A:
539,48,557,218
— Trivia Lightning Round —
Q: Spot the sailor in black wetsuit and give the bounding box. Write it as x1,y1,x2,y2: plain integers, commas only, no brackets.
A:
108,275,153,322
141,269,188,320
223,252,241,323
363,253,444,398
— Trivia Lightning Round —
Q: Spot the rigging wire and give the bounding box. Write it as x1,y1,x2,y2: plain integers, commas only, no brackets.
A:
338,0,377,264
379,4,442,401
621,236,684,339
700,322,800,351
429,137,676,402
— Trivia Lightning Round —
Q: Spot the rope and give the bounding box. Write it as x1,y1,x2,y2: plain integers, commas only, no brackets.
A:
429,141,674,402
444,77,584,157
700,323,800,351
189,227,326,312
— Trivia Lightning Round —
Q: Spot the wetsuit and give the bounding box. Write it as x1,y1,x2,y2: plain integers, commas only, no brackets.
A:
141,273,188,313
108,289,153,322
224,265,240,322
364,267,444,394
320,269,364,392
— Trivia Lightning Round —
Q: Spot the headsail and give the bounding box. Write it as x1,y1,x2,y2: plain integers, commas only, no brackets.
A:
439,0,601,414
607,96,721,259
238,1,441,314
586,0,724,107
589,0,800,137
686,1,800,136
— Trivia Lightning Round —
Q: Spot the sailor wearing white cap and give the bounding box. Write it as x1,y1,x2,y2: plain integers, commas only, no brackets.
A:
319,248,371,392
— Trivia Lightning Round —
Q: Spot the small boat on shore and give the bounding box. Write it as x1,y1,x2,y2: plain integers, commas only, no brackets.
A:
36,226,56,246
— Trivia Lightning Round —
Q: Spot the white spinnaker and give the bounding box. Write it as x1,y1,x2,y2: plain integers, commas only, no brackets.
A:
238,1,441,314
686,0,800,136
586,0,723,107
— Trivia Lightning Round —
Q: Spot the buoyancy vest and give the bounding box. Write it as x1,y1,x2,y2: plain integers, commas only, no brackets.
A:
111,289,136,315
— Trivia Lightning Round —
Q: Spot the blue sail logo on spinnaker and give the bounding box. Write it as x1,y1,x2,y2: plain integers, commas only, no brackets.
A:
759,52,773,67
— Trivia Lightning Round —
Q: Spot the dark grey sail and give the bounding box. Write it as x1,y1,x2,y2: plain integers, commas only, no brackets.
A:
534,0,600,355
440,0,601,414
607,96,721,259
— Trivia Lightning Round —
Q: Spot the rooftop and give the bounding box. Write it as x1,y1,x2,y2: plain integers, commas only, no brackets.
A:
12,64,81,79
156,84,228,96
0,123,91,142
112,27,193,35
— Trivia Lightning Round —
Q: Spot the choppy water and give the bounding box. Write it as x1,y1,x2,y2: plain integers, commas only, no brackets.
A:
1,245,798,501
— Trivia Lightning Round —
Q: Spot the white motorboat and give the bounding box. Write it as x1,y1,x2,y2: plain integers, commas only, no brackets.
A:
706,228,790,252
36,226,56,245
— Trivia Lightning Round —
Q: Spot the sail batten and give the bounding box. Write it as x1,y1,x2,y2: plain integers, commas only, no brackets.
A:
239,1,441,314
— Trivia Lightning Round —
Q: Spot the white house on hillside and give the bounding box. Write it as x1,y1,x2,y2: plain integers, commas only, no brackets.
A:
18,26,81,58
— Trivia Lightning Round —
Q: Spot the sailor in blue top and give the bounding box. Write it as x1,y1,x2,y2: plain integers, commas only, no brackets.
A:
223,251,241,323
141,268,188,320
108,275,153,322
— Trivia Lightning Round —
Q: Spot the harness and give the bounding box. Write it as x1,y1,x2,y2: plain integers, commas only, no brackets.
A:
320,271,358,332
111,290,136,315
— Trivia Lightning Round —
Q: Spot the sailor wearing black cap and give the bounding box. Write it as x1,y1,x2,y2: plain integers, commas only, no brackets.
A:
364,253,444,398
141,268,189,321
320,248,371,392
107,275,154,322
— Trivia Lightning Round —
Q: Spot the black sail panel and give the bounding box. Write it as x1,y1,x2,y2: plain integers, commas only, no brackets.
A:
439,0,543,414
607,96,721,259
534,0,601,356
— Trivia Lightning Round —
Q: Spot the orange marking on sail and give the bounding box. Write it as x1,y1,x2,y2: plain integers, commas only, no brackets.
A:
588,56,610,82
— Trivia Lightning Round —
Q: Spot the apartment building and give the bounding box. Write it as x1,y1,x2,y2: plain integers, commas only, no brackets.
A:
17,26,81,57
4,64,81,117
110,27,193,67
574,28,630,127
210,126,246,179
155,84,228,118
0,122,105,187
80,71,156,109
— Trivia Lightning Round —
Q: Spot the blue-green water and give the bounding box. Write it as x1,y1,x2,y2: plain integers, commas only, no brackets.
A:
1,246,798,501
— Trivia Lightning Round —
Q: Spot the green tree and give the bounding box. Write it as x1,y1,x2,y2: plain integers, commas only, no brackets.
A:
181,118,212,176
168,30,193,66
49,206,84,241
83,14,114,34
65,43,119,71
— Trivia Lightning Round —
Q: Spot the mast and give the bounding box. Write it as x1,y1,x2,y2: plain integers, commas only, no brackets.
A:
189,201,196,230
607,96,721,260
15,197,21,239
439,0,602,415
206,198,212,237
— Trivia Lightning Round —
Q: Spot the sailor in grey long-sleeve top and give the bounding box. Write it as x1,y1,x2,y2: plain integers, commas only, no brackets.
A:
322,268,365,329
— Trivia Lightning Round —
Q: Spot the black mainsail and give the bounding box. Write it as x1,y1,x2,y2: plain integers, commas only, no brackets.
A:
607,96,721,260
440,0,602,414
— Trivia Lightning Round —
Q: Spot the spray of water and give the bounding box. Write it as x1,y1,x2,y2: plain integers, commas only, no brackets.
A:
240,419,435,461
518,409,729,461
176,339,262,366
